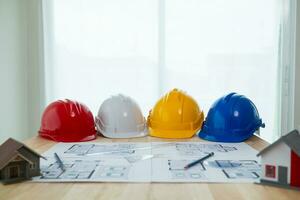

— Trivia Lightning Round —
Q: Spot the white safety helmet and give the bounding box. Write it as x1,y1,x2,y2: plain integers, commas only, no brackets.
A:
95,94,148,138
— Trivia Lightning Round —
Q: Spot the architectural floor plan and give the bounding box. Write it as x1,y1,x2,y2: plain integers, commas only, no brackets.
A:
34,142,261,183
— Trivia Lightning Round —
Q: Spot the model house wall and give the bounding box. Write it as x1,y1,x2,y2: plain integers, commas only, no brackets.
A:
0,159,28,183
260,142,291,183
0,138,43,184
18,147,40,177
257,129,300,189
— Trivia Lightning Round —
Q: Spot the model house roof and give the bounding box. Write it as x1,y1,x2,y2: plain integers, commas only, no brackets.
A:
257,129,300,157
0,138,44,170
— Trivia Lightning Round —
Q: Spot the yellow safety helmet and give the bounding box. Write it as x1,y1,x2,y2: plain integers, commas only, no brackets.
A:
147,89,204,138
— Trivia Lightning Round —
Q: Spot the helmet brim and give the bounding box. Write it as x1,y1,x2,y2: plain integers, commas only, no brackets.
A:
39,131,97,142
97,128,148,139
198,129,256,143
149,128,199,139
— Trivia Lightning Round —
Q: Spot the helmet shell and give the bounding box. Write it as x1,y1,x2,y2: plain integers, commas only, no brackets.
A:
198,93,264,142
148,89,204,138
39,99,96,142
96,94,147,138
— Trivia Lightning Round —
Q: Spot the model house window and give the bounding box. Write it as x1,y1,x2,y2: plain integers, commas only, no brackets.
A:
265,165,276,178
30,163,36,169
9,166,19,178
43,0,290,142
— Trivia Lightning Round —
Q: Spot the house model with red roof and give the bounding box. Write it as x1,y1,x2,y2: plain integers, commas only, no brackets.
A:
257,129,300,189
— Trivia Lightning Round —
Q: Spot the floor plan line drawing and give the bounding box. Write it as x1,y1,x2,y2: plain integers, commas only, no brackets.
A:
41,159,101,179
34,142,261,183
208,160,259,168
174,143,238,156
63,143,176,156
166,159,207,180
222,169,260,179
95,165,130,180
64,144,137,156
207,160,261,179
168,160,206,171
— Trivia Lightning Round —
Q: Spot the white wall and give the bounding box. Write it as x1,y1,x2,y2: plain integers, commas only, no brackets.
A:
26,1,45,141
0,0,43,143
0,0,29,143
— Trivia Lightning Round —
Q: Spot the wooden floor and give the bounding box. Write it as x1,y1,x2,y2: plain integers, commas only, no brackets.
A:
0,135,299,200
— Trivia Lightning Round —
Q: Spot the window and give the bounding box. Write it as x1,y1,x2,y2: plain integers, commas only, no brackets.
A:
265,164,276,178
30,163,36,169
43,0,291,142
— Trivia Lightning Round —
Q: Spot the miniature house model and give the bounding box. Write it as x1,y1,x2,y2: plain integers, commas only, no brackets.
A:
257,129,300,189
0,138,44,184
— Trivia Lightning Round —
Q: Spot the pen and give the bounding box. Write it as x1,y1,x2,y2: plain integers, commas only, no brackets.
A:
54,152,65,172
184,152,214,170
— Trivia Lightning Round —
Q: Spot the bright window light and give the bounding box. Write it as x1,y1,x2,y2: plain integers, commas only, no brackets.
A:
44,0,283,142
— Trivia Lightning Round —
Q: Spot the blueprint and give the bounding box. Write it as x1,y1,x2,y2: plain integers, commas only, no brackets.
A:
33,142,261,183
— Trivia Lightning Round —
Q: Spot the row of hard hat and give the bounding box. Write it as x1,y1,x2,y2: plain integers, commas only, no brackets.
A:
39,89,265,143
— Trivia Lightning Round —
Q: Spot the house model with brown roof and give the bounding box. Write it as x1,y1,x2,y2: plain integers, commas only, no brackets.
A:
0,138,44,184
257,129,300,190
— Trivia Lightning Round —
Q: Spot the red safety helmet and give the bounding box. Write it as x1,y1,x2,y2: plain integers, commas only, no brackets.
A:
39,99,97,142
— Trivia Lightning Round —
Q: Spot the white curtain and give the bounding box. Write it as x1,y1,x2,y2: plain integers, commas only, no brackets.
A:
43,0,284,142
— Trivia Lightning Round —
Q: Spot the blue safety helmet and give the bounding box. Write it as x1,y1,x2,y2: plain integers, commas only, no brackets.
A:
198,93,265,142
